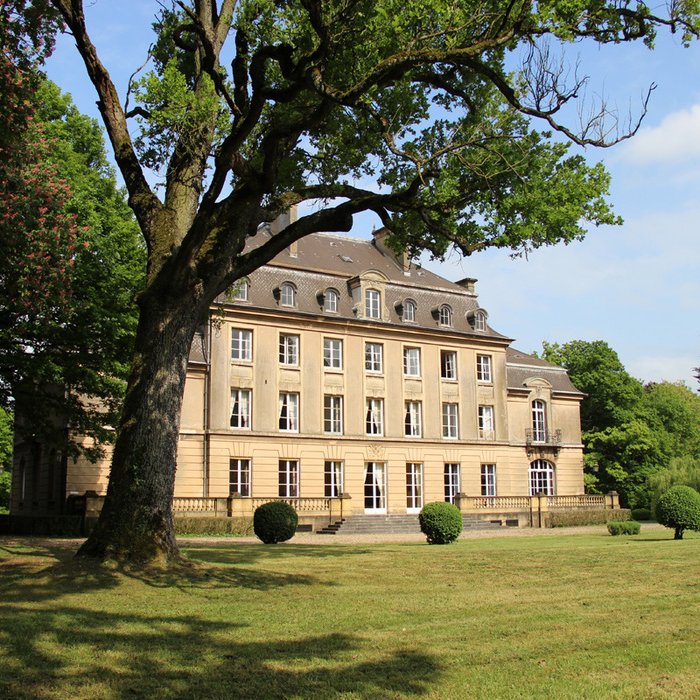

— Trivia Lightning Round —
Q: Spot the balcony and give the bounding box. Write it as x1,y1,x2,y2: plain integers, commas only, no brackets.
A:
525,428,562,454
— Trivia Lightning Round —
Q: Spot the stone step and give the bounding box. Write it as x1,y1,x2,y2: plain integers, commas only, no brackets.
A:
317,514,506,535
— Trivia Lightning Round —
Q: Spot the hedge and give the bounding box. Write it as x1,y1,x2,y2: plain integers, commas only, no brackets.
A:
174,516,253,536
607,520,641,536
548,508,631,527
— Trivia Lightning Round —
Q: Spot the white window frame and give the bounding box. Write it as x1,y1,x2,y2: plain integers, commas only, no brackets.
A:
233,280,248,301
532,400,547,443
473,311,486,331
229,458,251,496
365,342,383,373
324,460,344,498
440,350,457,380
403,299,416,322
476,354,492,383
278,459,299,498
444,463,460,504
442,403,459,439
366,398,384,436
404,401,422,438
279,334,299,366
481,463,497,497
439,305,453,327
529,459,555,496
403,347,421,377
478,405,495,439
323,338,343,370
324,289,338,313
406,462,424,513
323,395,343,434
278,392,299,432
365,288,381,319
231,328,252,362
230,389,252,429
280,283,296,307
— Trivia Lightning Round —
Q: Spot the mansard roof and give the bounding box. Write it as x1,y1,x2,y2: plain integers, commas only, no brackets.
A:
505,347,584,396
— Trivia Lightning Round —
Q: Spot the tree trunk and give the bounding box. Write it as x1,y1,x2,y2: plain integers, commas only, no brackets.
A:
674,527,684,540
77,288,205,565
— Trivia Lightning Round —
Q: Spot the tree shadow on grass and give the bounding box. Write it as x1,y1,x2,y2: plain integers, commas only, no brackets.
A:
0,603,440,699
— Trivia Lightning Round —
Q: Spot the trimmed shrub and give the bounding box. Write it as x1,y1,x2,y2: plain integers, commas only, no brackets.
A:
607,521,641,536
655,485,700,540
419,501,463,544
549,508,631,527
253,501,298,544
174,516,253,536
631,508,652,521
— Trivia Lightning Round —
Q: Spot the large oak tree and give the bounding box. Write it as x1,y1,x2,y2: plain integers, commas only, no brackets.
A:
48,0,698,564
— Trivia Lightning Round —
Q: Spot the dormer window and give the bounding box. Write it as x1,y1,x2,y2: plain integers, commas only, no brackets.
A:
403,299,416,323
474,311,486,331
439,305,453,327
233,279,248,301
280,283,296,307
365,288,381,319
324,289,339,313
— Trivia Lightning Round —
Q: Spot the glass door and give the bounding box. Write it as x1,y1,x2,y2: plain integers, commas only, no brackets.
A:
406,462,423,513
364,462,387,513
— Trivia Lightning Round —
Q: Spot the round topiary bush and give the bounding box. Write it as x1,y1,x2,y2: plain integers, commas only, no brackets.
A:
253,501,298,544
655,485,700,540
418,501,463,544
631,507,652,521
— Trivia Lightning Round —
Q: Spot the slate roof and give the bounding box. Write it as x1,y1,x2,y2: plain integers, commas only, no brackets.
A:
505,347,584,396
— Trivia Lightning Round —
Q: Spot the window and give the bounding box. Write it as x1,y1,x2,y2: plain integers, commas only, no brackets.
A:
280,283,296,307
229,459,251,496
403,347,421,377
442,403,459,439
403,299,416,322
365,342,383,373
473,311,486,331
230,389,252,429
406,463,423,512
532,400,547,443
440,350,457,380
231,329,252,361
323,338,343,369
529,459,555,496
365,288,381,319
279,334,299,365
366,398,384,436
478,405,495,439
444,463,460,504
439,305,453,327
323,395,343,434
278,459,299,497
476,354,492,383
404,401,422,437
324,461,343,498
481,464,497,497
233,280,248,301
278,393,299,432
324,289,338,313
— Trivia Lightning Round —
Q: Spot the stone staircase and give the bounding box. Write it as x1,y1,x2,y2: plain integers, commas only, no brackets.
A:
316,514,504,535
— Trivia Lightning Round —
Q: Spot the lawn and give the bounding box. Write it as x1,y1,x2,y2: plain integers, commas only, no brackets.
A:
1,529,699,699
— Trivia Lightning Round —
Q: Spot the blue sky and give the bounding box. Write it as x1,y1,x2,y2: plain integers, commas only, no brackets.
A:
45,2,700,387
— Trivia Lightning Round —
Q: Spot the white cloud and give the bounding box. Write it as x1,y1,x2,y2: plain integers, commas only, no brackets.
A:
620,104,700,164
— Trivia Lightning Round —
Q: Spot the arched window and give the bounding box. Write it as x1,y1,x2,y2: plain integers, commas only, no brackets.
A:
531,400,547,443
529,459,555,496
324,288,339,313
403,299,416,322
233,280,249,301
473,311,486,331
280,283,296,307
439,305,453,327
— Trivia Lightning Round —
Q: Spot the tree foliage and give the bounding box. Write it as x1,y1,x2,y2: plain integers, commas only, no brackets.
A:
47,0,700,564
655,485,700,540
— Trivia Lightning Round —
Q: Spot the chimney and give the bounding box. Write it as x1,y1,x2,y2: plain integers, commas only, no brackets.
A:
372,227,410,272
455,277,477,293
270,205,299,257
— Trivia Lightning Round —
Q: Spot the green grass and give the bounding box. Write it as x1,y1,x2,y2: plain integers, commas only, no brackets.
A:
1,529,699,699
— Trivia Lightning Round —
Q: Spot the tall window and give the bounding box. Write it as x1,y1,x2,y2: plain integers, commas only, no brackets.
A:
481,464,496,497
323,395,343,434
365,342,383,373
279,334,299,365
324,461,343,498
366,398,384,436
444,463,460,503
230,389,252,429
279,393,299,432
473,311,486,331
404,401,422,437
323,338,343,369
532,400,547,442
403,347,421,377
403,299,416,322
476,354,492,382
365,288,381,319
439,305,453,327
280,283,296,307
324,289,338,313
478,405,495,439
406,463,423,512
279,459,299,497
233,280,248,301
440,350,457,380
442,403,459,439
229,459,251,496
231,329,252,361
529,459,555,496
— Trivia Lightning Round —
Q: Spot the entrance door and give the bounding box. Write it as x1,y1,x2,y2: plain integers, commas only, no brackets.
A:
364,462,387,513
406,462,423,513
